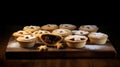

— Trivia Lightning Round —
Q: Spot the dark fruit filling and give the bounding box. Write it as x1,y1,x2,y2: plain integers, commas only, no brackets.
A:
30,27,34,29
41,34,61,45
65,25,68,27
39,32,42,34
35,32,38,34
19,32,23,34
45,31,48,33
80,32,83,34
86,26,90,29
80,38,85,40
60,31,63,33
25,36,29,39
70,38,75,41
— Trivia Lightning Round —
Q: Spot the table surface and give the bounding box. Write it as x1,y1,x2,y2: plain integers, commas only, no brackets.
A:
6,37,117,59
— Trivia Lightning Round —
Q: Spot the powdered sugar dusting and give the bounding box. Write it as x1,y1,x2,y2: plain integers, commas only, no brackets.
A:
72,30,89,35
85,45,109,50
89,32,108,38
7,41,20,48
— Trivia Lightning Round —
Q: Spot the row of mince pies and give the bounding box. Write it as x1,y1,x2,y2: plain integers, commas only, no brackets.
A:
12,24,108,50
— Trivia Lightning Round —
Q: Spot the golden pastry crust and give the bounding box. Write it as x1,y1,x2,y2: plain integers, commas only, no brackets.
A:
41,24,58,32
52,29,72,37
16,35,36,48
16,35,36,42
38,45,48,51
88,32,108,39
32,30,51,37
65,35,88,43
79,25,99,32
12,30,29,37
88,32,108,44
64,35,88,48
72,30,89,36
59,24,76,30
23,25,40,33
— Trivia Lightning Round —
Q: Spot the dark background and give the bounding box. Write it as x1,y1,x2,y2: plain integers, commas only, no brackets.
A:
0,3,120,67
1,15,119,37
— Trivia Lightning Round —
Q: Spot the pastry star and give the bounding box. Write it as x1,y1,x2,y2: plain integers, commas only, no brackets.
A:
38,45,48,51
56,42,63,49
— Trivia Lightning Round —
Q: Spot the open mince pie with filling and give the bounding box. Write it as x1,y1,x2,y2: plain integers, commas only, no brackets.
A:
32,30,51,44
38,33,63,51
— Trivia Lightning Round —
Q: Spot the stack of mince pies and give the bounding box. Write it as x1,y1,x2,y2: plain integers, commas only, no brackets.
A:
12,24,108,50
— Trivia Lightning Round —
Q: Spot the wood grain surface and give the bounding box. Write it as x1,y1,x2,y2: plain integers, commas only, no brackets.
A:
5,59,120,67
